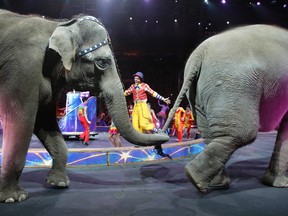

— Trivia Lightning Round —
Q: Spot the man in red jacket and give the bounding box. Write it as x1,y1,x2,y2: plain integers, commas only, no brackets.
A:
124,72,170,133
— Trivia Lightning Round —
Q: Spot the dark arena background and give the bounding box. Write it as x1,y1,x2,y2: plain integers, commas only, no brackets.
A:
0,0,288,215
1,0,287,103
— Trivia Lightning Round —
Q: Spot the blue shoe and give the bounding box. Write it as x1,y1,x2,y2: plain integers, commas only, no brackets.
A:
152,128,158,134
195,132,202,139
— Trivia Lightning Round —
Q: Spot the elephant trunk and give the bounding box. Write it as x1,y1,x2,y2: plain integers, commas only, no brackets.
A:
99,74,169,146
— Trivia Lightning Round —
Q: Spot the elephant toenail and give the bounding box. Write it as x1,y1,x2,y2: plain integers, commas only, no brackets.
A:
5,198,15,203
19,194,27,201
58,182,66,187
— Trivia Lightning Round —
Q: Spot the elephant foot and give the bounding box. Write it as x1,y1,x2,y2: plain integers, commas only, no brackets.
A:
46,169,70,187
208,169,230,189
261,170,288,188
0,184,28,203
184,161,209,193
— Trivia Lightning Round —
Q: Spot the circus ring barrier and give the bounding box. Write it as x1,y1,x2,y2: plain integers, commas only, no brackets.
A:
0,139,205,168
0,89,205,167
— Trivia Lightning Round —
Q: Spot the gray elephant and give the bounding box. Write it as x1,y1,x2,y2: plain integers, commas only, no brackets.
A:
163,24,288,192
0,9,168,202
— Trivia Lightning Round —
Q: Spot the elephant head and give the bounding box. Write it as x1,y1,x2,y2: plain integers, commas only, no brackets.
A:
48,16,168,146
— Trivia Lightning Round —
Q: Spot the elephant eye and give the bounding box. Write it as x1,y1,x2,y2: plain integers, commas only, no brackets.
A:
95,57,111,70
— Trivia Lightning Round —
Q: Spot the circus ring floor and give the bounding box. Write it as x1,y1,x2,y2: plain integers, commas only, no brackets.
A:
1,129,288,216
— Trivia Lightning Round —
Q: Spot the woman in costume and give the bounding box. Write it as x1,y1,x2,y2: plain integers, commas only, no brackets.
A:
78,97,91,146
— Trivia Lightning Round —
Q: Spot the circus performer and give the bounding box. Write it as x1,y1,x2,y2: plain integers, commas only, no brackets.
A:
78,97,91,146
171,106,185,142
157,99,170,128
98,111,107,126
128,104,133,123
124,71,170,133
184,106,195,140
108,120,122,147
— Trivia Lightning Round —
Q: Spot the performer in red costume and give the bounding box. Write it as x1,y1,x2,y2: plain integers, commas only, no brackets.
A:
78,97,91,146
184,106,195,140
171,107,185,142
124,72,170,133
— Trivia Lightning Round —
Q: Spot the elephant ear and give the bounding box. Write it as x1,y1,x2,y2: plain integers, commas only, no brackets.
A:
49,23,76,71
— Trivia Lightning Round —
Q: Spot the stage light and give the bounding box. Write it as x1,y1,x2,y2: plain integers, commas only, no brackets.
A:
204,0,209,4
174,19,178,23
226,21,230,24
129,17,133,20
156,20,159,23
222,0,226,4
284,4,287,8
145,20,148,23
257,2,261,6
198,22,201,25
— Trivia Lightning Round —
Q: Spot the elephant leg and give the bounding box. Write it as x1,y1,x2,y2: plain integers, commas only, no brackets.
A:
34,107,70,188
195,107,230,188
262,112,288,187
185,96,258,192
185,136,237,192
0,102,37,202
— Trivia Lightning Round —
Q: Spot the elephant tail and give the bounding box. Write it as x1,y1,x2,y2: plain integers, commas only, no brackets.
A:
162,45,205,132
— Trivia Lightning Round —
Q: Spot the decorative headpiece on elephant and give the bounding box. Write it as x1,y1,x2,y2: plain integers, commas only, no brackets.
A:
163,24,288,193
0,9,168,203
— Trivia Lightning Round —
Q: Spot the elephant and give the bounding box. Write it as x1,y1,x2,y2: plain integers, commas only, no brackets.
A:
0,9,168,203
163,24,288,192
